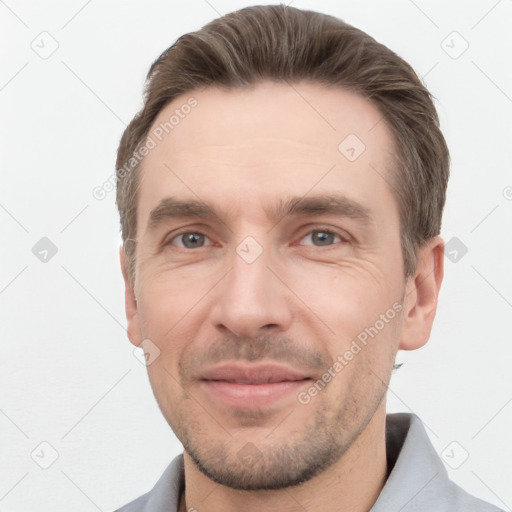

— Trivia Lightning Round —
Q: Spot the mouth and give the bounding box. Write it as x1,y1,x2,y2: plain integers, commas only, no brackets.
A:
198,363,312,408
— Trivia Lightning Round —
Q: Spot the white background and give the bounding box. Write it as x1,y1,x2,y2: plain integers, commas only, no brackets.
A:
1,0,511,511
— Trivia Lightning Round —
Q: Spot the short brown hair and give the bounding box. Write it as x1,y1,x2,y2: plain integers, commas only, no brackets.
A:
116,4,449,285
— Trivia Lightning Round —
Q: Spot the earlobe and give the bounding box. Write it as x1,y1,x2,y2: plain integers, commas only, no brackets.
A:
119,245,143,347
399,236,444,351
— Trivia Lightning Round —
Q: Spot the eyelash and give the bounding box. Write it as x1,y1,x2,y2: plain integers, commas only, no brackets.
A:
164,227,349,249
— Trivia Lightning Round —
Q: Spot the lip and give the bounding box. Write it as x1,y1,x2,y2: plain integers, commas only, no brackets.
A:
198,363,312,408
200,363,309,384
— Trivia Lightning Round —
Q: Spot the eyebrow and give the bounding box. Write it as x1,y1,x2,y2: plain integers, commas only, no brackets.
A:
146,194,372,232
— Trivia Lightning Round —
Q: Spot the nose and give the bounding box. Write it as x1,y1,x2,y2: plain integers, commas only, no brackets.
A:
208,243,293,339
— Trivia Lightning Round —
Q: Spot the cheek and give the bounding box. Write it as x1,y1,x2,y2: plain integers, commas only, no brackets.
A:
135,275,196,383
287,260,400,341
136,264,210,334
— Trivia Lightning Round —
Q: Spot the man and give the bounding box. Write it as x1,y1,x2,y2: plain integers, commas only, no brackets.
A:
114,5,502,511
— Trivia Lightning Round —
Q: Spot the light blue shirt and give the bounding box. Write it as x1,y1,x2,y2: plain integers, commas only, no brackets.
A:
114,413,503,511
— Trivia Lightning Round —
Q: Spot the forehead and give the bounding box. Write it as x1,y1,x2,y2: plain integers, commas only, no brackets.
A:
137,81,398,229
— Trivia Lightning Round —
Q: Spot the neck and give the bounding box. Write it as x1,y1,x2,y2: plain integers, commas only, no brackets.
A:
180,408,388,512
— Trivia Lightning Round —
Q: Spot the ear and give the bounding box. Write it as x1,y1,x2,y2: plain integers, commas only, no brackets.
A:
119,245,143,347
399,236,444,350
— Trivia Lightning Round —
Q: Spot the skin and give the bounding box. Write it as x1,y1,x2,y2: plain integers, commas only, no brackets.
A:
120,81,444,512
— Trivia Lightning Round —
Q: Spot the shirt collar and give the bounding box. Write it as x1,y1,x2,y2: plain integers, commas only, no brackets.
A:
371,412,447,510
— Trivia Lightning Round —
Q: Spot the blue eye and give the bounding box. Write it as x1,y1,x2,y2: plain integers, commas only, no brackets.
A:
301,230,342,246
166,229,344,250
172,232,210,249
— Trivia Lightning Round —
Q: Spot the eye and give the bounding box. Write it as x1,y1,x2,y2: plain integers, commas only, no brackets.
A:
169,232,212,249
299,229,344,247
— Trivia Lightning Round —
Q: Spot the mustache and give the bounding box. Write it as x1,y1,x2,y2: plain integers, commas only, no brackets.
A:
179,334,329,378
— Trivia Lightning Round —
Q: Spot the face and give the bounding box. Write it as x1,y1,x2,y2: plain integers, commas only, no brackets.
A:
123,81,416,490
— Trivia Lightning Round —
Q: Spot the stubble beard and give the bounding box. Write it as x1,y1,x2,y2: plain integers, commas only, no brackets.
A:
170,380,388,491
